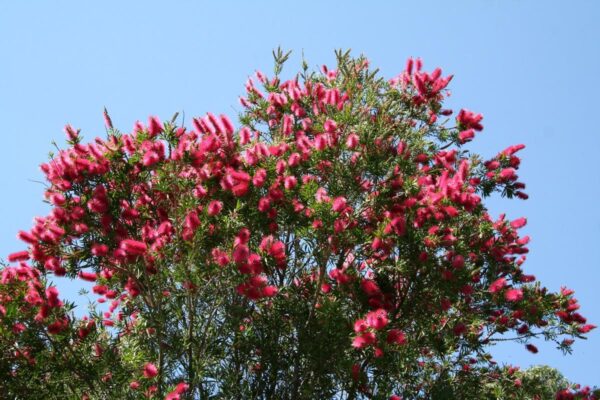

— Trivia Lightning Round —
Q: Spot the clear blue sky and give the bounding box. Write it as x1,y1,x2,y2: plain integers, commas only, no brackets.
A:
1,0,598,386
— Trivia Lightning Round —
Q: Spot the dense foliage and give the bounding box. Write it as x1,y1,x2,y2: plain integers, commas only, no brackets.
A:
0,50,596,399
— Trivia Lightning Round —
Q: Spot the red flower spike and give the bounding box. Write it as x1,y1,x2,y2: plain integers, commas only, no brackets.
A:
143,362,158,378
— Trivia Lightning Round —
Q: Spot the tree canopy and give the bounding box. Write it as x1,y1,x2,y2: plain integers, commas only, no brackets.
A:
0,50,597,399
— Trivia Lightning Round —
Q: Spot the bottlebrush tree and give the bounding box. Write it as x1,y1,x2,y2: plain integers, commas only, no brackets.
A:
1,49,597,399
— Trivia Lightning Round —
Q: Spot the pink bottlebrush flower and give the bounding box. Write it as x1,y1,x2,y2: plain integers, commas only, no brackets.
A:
456,109,484,131
45,286,62,308
499,168,517,181
386,329,407,345
73,223,89,235
489,277,507,293
451,255,465,269
284,176,298,190
78,271,98,282
193,185,208,199
143,362,159,378
47,318,69,335
125,277,140,297
517,324,529,335
525,344,538,354
262,285,278,297
142,151,160,167
258,236,283,259
324,119,337,133
17,230,38,245
239,126,252,145
560,287,575,297
303,175,317,186
147,116,163,137
332,196,347,213
440,298,452,311
120,239,148,256
165,382,190,400
211,248,230,267
12,322,26,334
333,218,347,234
92,285,108,295
351,335,373,352
486,160,501,171
578,324,596,334
44,256,60,272
34,303,49,320
350,363,362,382
275,159,287,174
453,323,467,336
352,331,376,349
405,57,414,75
516,191,529,200
374,347,384,358
206,114,225,134
235,228,251,245
572,313,586,324
49,193,66,206
444,206,459,217
8,251,30,262
502,144,526,156
412,73,427,95
227,170,251,197
366,309,389,330
258,235,275,252
371,237,384,251
232,245,249,265
346,133,359,149
300,117,313,131
91,244,109,257
269,241,286,263
520,273,535,282
64,124,79,140
174,382,189,394
315,187,330,203
182,226,197,242
220,114,235,135
255,70,267,83
87,191,109,213
384,216,406,236
396,140,407,155
258,197,271,212
130,381,140,390
458,129,475,144
239,96,251,107
282,114,294,135
183,211,200,231
192,117,205,134
207,200,223,216
236,282,259,300
246,253,263,274
415,58,423,71
288,152,301,167
510,217,527,230
361,279,381,296
314,134,327,151
103,107,113,129
505,288,524,302
354,319,368,333
249,275,268,288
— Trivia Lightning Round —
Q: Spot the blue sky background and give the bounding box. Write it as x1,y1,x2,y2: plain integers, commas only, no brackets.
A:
1,0,598,385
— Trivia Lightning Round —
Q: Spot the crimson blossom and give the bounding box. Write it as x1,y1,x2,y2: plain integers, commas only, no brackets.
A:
0,49,597,399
